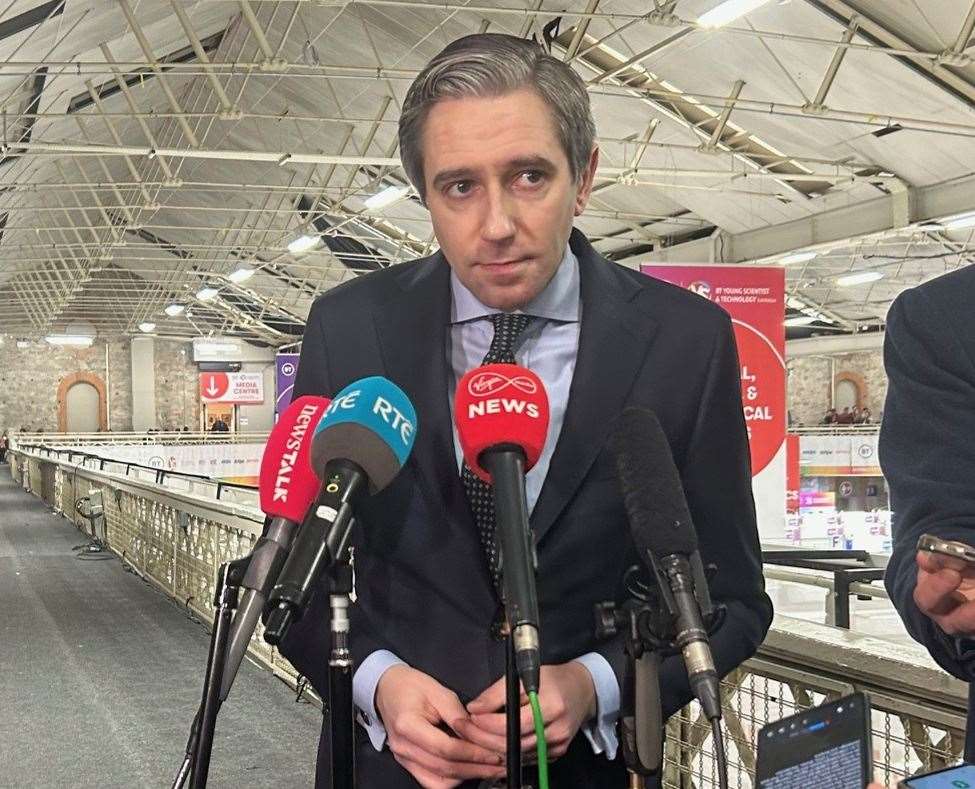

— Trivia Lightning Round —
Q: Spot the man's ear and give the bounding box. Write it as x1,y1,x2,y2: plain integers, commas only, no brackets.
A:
574,145,600,217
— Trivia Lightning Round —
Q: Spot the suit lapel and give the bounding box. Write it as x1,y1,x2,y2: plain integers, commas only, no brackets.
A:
372,255,469,523
531,231,659,544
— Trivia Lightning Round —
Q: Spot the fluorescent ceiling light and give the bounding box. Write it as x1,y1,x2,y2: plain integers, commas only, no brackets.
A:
836,271,884,287
164,303,185,317
778,251,817,265
698,0,771,28
943,213,975,231
784,315,817,327
228,266,255,284
196,287,220,301
139,322,156,333
45,335,94,347
287,234,320,254
364,185,410,211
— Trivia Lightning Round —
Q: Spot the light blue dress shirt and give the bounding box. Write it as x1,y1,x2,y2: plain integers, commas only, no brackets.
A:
352,246,620,759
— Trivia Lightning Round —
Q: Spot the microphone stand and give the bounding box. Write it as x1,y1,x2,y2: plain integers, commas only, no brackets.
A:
327,550,355,789
594,567,727,789
173,550,359,789
171,556,250,789
595,596,667,789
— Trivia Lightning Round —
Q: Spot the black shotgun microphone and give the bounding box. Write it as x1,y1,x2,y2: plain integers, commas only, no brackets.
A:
611,407,722,722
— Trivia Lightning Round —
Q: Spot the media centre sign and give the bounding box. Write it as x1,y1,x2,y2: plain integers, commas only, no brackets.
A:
199,372,265,404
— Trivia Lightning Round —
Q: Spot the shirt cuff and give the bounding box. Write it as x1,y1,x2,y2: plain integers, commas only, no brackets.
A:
352,649,407,751
573,652,620,760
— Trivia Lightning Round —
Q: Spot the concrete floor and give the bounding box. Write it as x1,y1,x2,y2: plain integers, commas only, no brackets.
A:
0,466,321,788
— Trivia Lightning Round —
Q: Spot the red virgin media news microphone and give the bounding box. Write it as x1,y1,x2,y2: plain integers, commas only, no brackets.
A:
219,395,330,700
454,363,549,693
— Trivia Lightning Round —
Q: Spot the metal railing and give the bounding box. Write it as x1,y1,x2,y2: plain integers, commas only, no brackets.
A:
9,431,270,449
763,549,889,629
7,448,289,687
666,617,966,787
13,443,261,507
7,448,967,787
790,425,879,435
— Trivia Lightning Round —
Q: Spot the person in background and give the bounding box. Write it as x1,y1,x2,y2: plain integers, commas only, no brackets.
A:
823,407,838,424
210,417,229,433
836,406,854,424
0,431,8,463
852,405,862,423
860,406,872,424
880,264,975,769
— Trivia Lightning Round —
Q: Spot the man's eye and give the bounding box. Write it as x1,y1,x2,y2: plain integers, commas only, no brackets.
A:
518,170,544,186
446,181,473,197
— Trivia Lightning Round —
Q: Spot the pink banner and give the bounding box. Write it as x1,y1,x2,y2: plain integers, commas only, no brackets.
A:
641,265,786,538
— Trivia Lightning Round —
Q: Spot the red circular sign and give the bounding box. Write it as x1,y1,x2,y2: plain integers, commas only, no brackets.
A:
732,320,785,476
200,372,229,401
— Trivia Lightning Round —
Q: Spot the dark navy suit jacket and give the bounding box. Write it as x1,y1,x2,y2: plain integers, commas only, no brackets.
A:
881,264,975,762
283,229,773,787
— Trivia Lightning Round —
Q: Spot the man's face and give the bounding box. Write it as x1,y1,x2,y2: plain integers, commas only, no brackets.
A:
421,88,598,311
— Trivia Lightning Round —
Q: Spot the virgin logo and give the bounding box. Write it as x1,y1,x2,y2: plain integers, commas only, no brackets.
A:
468,370,537,397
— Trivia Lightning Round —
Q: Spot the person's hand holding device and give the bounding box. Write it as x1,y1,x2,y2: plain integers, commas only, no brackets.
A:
914,534,975,637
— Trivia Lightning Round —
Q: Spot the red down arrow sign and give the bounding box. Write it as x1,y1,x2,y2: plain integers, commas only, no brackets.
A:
200,373,230,401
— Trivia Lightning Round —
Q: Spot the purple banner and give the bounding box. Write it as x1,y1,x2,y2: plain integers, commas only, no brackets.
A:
275,353,300,416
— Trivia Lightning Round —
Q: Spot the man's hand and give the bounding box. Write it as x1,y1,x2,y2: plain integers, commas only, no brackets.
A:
454,662,597,761
374,665,505,788
914,549,975,636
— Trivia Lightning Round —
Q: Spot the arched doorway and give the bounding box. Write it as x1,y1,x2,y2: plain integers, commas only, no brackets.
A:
57,372,108,432
834,371,866,411
834,378,859,411
66,383,100,432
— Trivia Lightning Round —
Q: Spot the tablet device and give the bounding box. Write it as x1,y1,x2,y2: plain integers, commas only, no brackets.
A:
756,693,872,789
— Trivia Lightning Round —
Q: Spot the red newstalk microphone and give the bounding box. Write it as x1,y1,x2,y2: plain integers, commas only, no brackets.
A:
454,363,549,692
219,395,331,700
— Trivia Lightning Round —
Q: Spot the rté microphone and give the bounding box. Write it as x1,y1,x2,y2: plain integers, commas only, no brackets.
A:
262,376,418,645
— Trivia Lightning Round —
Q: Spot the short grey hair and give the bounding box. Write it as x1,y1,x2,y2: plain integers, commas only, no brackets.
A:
398,33,596,202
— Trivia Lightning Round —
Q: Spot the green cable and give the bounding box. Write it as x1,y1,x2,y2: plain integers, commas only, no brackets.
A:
528,690,550,789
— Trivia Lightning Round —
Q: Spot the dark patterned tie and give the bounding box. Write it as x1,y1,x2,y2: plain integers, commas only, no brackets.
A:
461,312,533,601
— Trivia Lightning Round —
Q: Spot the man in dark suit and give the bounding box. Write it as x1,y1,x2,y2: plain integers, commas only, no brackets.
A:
881,263,975,764
283,33,772,788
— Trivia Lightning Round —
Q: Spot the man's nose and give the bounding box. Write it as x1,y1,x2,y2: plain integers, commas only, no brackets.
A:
481,188,517,243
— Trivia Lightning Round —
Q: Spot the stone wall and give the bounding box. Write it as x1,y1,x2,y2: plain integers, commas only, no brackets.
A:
154,338,201,430
787,355,831,427
0,336,267,435
0,339,132,432
787,350,888,426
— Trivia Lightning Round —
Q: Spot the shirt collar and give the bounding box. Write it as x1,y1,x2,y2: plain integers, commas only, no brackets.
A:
449,245,580,324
